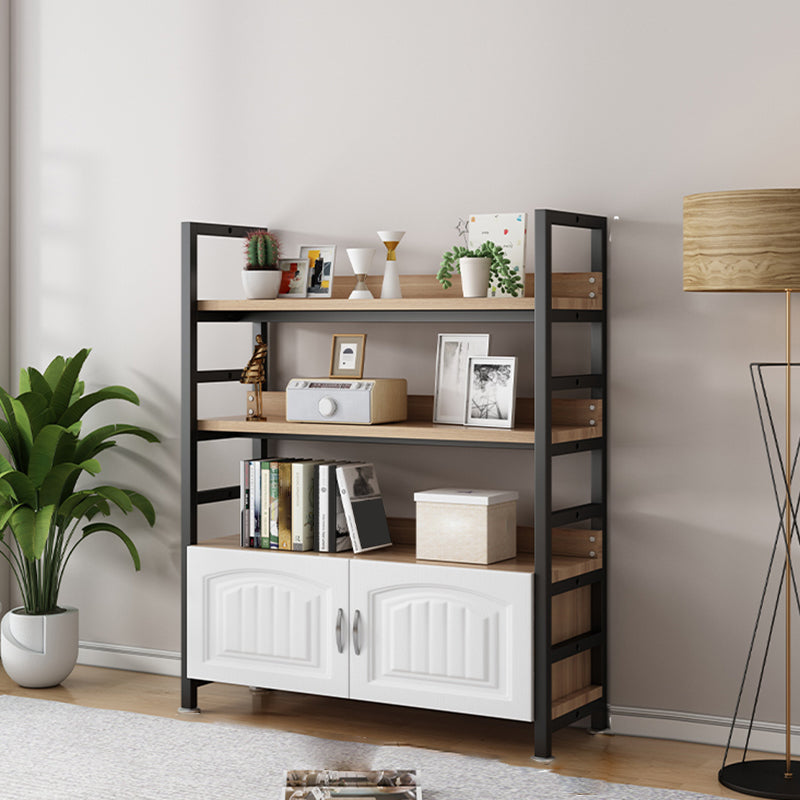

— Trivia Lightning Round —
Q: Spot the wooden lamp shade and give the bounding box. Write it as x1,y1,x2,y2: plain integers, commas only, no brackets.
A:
683,189,800,291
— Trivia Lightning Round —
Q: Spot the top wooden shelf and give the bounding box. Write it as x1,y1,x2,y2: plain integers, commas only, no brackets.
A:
196,272,603,315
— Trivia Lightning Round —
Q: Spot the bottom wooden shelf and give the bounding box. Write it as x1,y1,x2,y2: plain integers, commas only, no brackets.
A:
551,685,604,720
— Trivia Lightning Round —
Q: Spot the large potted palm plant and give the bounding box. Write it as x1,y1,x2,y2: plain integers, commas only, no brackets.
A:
0,348,158,687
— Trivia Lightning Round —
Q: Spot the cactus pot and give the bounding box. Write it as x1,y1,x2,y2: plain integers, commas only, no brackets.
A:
1,606,79,688
242,269,282,299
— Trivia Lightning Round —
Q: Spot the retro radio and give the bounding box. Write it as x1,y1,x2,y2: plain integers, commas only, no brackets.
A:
285,377,407,424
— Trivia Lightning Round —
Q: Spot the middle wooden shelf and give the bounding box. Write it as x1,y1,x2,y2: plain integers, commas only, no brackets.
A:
197,392,603,448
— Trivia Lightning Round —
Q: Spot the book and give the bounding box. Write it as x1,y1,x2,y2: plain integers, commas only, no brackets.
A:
317,461,353,553
268,460,282,549
240,459,250,547
250,459,261,548
468,212,527,297
292,460,324,551
335,463,392,553
278,461,294,550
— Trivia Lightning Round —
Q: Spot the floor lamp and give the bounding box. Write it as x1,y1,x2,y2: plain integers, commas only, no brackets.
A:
684,188,800,798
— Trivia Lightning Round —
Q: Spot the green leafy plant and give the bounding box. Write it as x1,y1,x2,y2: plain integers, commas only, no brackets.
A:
436,240,524,297
244,229,280,270
0,349,159,615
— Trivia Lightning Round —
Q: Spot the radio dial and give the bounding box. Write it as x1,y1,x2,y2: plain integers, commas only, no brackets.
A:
318,396,337,417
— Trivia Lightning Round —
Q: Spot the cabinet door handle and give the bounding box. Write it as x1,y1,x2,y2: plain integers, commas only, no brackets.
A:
335,608,345,654
352,609,362,655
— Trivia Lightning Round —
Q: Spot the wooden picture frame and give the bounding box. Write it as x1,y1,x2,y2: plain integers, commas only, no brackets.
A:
330,334,366,379
301,245,336,298
433,333,490,424
465,356,517,428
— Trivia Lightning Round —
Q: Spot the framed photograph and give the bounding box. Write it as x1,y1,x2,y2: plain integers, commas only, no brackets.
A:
433,333,490,424
465,356,517,428
330,334,366,378
278,258,309,298
301,245,336,298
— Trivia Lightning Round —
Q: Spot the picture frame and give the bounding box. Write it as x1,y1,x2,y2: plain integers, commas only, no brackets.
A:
330,334,366,379
301,245,336,298
465,356,517,428
277,258,309,298
433,333,490,424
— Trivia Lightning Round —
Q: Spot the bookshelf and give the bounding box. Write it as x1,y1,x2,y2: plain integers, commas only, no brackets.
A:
181,212,608,758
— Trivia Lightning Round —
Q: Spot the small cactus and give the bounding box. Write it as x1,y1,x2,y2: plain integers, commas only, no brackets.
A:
244,230,280,269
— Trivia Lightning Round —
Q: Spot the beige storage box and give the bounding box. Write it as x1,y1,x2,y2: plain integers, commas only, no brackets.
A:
414,488,518,565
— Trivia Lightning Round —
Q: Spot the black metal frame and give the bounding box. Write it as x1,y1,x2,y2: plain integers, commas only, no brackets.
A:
534,209,608,758
180,212,609,757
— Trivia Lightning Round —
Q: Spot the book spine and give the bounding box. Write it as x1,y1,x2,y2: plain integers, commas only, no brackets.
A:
334,487,352,552
291,463,315,551
250,460,260,548
336,465,362,553
264,460,274,548
241,459,250,547
317,464,331,552
269,461,280,549
278,461,292,550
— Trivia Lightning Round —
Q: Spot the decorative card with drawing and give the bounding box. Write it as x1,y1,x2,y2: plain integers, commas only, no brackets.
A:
468,212,527,296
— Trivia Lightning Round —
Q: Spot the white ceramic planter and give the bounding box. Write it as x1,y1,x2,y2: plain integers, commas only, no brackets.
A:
1,606,79,688
242,269,282,299
459,257,491,297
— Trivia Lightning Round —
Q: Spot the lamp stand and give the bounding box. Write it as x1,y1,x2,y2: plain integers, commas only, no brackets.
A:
719,290,800,799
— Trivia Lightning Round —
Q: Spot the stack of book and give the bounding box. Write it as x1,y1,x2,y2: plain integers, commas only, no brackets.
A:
240,459,392,555
283,770,420,799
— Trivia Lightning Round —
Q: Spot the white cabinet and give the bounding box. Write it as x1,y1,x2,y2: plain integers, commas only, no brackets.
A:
349,559,533,721
187,547,349,698
187,546,533,721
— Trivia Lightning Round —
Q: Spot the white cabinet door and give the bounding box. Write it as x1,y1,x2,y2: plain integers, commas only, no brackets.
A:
187,547,349,698
349,559,533,721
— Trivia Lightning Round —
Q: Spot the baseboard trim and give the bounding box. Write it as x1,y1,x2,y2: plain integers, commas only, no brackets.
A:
68,650,800,753
610,704,800,754
78,641,180,677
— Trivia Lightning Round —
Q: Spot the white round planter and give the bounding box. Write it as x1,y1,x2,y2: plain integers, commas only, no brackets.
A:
1,606,79,688
459,257,491,298
242,269,282,299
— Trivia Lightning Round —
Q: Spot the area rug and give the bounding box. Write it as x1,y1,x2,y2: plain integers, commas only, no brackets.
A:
0,695,726,800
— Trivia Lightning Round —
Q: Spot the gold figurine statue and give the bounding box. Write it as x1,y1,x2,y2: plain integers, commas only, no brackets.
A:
240,334,268,420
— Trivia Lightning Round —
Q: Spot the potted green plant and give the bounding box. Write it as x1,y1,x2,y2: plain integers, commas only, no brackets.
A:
242,229,282,299
437,240,524,298
0,348,159,687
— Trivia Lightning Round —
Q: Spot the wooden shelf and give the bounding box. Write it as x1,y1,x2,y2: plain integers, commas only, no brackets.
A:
194,536,601,582
197,415,604,446
198,393,603,447
196,272,603,313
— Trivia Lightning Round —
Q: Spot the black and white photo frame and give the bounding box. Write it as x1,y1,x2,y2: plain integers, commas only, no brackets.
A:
432,333,490,424
465,356,517,428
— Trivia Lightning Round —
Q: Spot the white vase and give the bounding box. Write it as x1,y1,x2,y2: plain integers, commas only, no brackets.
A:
381,261,402,299
241,270,282,299
459,257,491,297
1,606,79,688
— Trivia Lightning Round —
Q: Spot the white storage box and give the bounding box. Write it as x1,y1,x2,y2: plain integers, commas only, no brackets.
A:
414,488,518,565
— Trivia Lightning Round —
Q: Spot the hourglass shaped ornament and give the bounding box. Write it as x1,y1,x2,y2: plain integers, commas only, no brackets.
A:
346,248,375,299
377,230,405,299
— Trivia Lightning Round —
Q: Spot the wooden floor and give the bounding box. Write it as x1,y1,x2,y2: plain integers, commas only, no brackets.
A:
0,664,745,797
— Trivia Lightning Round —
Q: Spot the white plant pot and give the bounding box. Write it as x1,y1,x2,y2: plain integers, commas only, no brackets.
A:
242,269,282,299
459,257,491,298
1,606,79,688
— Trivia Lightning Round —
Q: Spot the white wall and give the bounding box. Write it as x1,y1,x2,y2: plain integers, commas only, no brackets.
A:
0,0,9,615
9,0,800,746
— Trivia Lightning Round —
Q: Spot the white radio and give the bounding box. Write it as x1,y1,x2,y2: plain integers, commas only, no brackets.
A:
285,378,408,424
